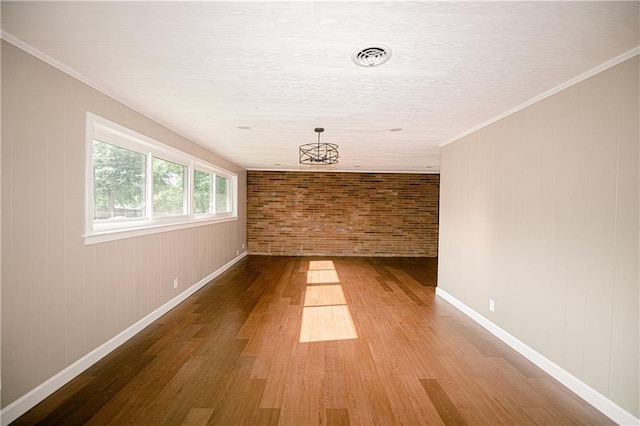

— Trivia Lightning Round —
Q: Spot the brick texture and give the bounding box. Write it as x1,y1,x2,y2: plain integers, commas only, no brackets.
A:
247,171,439,257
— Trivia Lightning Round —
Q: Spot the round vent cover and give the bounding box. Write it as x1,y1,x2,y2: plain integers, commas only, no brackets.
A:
352,43,392,67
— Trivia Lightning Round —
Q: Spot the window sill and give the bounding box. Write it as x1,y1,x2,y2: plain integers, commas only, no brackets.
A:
85,216,238,245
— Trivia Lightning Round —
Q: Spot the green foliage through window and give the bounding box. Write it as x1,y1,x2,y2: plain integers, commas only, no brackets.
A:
153,157,187,216
216,176,230,213
194,170,213,214
93,140,146,220
89,114,236,240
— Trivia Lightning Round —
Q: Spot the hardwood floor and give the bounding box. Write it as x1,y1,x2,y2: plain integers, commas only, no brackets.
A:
14,256,611,425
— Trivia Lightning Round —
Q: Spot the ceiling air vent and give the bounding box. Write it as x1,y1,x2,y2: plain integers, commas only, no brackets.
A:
351,43,392,67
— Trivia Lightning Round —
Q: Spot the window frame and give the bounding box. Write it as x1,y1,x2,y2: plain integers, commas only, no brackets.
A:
151,154,190,220
85,113,238,245
92,138,148,223
215,174,232,214
193,167,214,215
192,162,235,220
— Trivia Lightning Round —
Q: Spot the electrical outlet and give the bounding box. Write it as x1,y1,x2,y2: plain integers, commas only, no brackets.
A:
237,250,240,255
242,243,245,249
489,299,495,312
173,278,178,289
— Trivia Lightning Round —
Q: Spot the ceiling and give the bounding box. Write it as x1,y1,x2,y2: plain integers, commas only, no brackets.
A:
2,1,639,173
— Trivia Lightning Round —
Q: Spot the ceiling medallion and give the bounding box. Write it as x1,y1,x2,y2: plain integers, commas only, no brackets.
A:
299,128,339,165
352,43,392,67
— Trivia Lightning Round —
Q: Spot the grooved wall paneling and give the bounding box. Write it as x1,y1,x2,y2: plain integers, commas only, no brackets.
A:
247,171,439,257
438,55,639,417
1,41,247,408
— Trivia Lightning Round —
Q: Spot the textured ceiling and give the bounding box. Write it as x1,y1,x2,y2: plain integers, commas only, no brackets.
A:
2,1,639,173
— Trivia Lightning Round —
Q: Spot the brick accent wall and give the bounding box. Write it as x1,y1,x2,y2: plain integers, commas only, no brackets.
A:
247,171,439,256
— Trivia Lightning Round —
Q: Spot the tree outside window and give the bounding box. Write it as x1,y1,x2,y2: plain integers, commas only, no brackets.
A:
88,113,237,242
194,170,213,214
153,157,187,216
93,140,146,220
216,175,230,213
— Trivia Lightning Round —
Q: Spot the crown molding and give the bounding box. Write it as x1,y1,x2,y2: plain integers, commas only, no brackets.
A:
0,30,242,170
441,47,640,147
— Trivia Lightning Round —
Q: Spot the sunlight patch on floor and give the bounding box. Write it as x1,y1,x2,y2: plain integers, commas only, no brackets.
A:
299,305,358,343
306,269,340,284
303,285,347,307
300,260,358,343
308,260,335,271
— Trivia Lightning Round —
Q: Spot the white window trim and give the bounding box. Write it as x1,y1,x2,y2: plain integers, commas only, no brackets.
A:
151,155,190,218
192,167,212,216
85,112,238,245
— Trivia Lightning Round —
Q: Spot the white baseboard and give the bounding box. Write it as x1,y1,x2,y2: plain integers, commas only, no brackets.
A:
435,287,639,426
1,252,247,426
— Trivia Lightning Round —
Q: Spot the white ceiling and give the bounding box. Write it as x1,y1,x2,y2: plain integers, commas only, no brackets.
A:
2,1,639,173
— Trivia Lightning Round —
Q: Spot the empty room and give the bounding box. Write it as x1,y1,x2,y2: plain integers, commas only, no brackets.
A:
1,1,638,425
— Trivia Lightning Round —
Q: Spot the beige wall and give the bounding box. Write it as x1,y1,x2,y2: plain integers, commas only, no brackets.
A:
0,28,3,403
438,56,639,416
1,41,247,407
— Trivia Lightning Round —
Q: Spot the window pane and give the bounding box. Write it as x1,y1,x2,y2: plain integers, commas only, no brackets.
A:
93,140,146,220
216,175,230,212
194,170,212,214
153,157,187,216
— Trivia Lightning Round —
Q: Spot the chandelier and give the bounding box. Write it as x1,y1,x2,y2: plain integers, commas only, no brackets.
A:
299,128,339,165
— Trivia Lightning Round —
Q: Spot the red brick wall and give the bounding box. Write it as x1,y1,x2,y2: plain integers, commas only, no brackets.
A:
247,171,439,257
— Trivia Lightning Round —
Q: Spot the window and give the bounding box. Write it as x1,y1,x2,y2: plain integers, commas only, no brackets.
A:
216,175,230,213
194,170,213,214
93,140,146,220
86,113,237,244
152,157,187,217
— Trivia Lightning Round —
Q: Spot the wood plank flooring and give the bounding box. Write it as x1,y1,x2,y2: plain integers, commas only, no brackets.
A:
14,256,612,425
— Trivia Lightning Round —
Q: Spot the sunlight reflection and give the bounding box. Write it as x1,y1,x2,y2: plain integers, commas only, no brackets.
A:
308,260,336,271
299,259,358,343
306,269,340,284
303,285,347,307
299,305,358,343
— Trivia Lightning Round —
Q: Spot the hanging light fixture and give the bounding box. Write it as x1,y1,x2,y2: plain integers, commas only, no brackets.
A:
299,128,339,165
